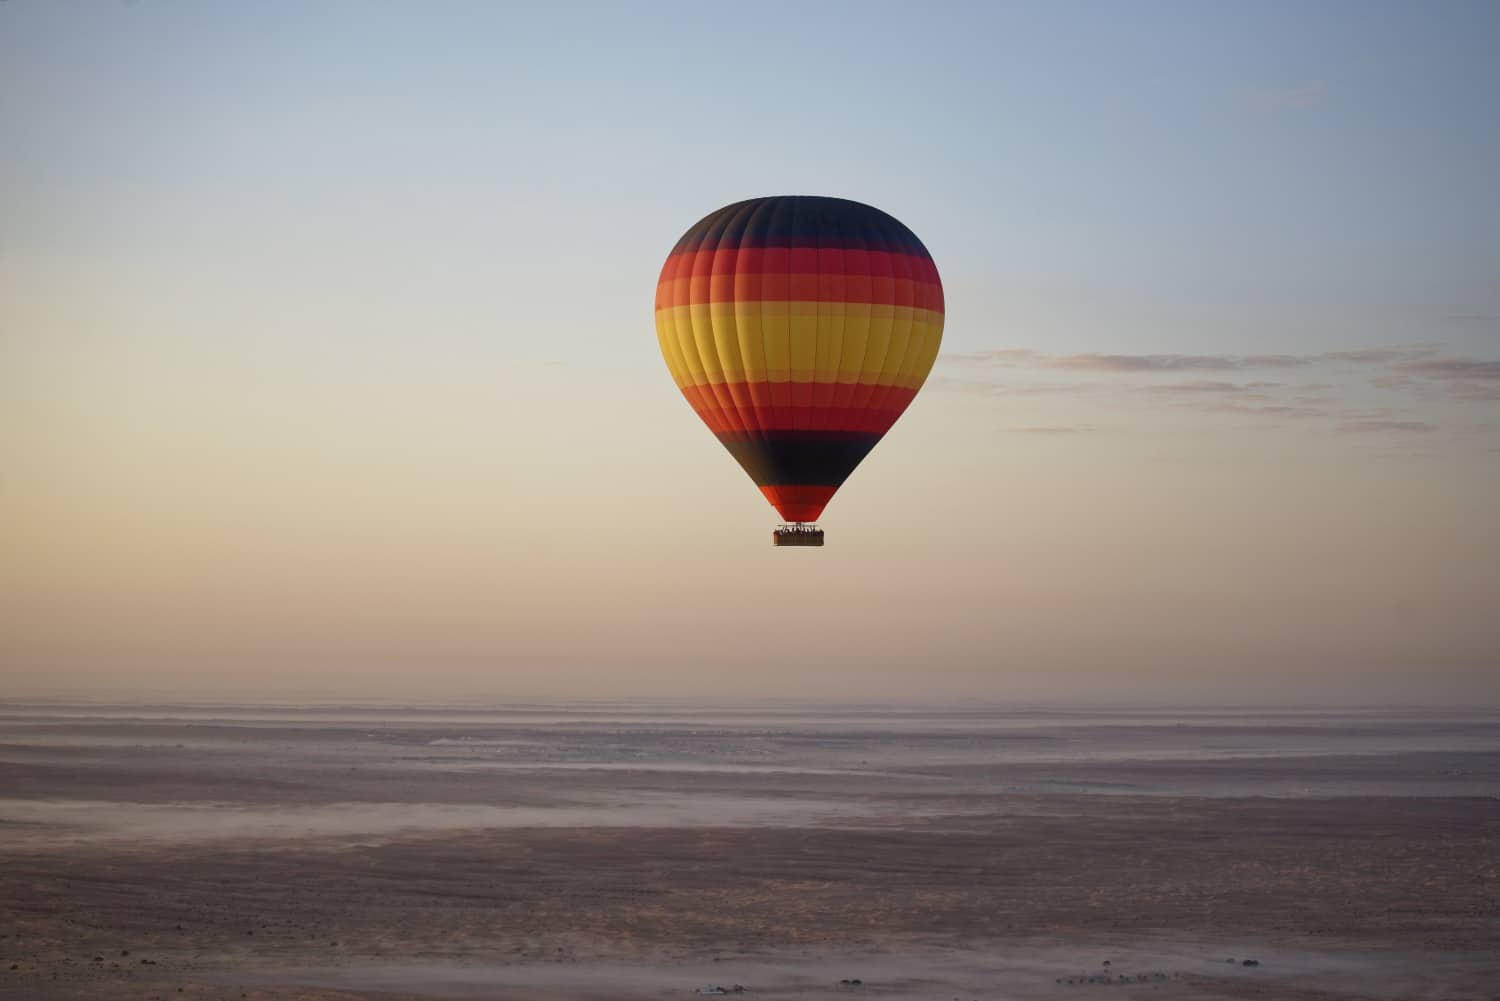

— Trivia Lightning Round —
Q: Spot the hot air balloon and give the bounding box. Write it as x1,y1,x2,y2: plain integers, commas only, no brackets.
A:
654,196,944,546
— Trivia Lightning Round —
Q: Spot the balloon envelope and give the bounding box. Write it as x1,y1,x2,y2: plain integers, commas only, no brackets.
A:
655,196,944,523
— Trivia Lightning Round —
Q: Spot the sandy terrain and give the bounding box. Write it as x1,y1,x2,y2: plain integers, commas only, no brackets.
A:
1,704,1497,1000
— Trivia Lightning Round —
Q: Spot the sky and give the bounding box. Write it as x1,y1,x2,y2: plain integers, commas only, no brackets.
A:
3,1,1498,705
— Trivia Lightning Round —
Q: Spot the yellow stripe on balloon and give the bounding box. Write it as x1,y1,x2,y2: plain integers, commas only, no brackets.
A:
654,304,942,389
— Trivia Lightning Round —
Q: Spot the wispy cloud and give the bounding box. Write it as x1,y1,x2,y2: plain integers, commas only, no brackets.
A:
1044,352,1306,372
1336,420,1439,434
1321,348,1439,364
942,349,1039,365
1395,358,1500,380
1385,356,1500,401
1192,402,1332,421
1004,425,1095,434
1443,381,1500,402
931,343,1500,443
1139,380,1281,394
941,345,1436,373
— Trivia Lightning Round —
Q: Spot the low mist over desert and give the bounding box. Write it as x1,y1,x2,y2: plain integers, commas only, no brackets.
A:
2,702,1497,1000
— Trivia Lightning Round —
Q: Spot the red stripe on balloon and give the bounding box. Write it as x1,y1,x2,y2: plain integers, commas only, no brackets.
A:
759,484,838,523
660,248,941,285
679,383,918,434
654,279,943,312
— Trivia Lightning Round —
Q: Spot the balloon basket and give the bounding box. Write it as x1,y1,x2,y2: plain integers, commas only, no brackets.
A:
773,524,824,547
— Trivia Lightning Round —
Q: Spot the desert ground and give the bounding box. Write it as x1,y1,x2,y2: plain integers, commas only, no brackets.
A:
1,703,1497,1000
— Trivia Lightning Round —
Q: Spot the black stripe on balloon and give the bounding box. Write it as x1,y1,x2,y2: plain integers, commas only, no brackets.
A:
715,431,884,487
673,196,930,258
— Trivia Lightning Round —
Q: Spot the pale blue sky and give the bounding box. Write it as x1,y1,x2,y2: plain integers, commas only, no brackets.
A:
6,1,1499,364
3,2,1497,703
